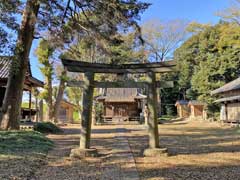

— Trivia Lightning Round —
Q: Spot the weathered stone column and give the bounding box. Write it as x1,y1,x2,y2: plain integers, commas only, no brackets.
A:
146,71,159,149
80,72,94,149
70,72,97,158
144,71,167,157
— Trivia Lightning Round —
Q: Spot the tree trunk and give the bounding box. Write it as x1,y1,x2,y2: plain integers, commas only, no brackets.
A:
0,0,40,130
52,71,66,123
46,74,53,121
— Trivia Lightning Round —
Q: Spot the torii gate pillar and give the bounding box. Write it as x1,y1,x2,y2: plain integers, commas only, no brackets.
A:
144,71,168,156
70,72,98,158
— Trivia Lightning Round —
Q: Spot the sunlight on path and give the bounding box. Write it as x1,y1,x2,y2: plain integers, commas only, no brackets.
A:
32,124,141,180
32,120,240,180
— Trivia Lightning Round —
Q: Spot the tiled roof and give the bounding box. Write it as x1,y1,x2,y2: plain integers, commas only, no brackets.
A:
175,100,189,106
97,88,146,102
188,100,206,106
105,88,137,102
0,57,43,87
215,95,240,103
211,77,240,95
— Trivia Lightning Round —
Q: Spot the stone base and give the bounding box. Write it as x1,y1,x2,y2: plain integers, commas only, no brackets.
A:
143,148,168,157
70,148,98,159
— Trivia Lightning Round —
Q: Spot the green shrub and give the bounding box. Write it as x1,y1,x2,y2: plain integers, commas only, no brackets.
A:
33,122,62,134
166,105,176,116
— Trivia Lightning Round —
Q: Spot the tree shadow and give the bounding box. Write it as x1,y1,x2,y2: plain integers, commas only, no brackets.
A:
136,164,240,180
128,124,240,156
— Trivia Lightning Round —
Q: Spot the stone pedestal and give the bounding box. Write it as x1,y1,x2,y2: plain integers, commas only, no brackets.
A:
70,148,98,159
143,148,168,157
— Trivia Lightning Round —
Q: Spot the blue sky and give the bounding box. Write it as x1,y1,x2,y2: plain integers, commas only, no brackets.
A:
30,0,231,81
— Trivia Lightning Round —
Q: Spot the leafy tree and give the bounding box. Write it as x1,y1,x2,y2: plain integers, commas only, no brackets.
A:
36,39,54,121
159,72,179,116
0,0,21,55
186,22,212,34
0,0,149,130
52,67,67,123
175,22,240,109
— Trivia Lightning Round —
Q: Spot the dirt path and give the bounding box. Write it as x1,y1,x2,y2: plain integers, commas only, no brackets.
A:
31,120,240,180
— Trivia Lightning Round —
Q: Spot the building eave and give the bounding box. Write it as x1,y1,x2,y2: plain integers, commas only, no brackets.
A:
211,77,240,95
214,95,240,103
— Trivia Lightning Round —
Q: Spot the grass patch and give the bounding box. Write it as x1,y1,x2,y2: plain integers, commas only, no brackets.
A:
0,131,53,156
33,122,63,134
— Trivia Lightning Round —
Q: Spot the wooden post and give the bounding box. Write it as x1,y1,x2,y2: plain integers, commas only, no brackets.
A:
39,100,43,122
29,88,32,121
146,71,160,149
80,72,94,149
35,96,39,122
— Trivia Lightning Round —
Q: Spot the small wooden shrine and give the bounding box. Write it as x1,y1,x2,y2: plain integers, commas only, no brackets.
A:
188,100,206,119
58,100,76,123
96,88,146,122
175,100,190,118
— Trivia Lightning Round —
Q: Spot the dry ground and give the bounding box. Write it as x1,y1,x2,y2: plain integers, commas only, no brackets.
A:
128,119,240,180
1,119,240,180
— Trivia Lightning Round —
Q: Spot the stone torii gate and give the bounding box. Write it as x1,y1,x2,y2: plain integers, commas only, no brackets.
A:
61,59,176,158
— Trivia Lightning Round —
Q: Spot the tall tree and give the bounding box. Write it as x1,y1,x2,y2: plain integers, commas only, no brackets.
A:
51,67,67,123
35,39,54,121
0,0,149,130
142,19,188,62
1,0,40,130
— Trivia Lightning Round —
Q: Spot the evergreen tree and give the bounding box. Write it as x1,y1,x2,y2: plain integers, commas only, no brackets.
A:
175,22,240,109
